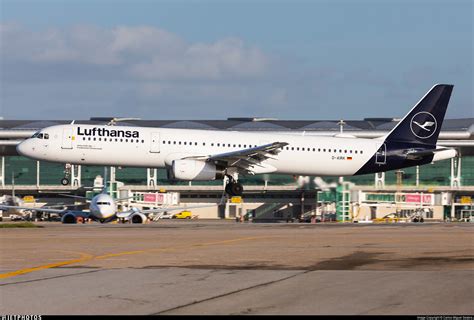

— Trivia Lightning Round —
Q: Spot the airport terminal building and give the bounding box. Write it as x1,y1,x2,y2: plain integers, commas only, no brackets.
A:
0,117,473,222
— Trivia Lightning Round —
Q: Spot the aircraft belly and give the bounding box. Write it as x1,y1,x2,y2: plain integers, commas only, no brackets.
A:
271,154,367,176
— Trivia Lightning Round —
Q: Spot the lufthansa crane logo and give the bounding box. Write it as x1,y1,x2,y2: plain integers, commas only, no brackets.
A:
410,112,437,139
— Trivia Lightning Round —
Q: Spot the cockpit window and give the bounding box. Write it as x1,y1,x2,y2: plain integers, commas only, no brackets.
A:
96,202,111,205
32,132,49,139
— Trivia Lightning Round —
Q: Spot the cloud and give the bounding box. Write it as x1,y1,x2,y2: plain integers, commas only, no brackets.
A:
1,23,470,120
1,23,268,81
0,23,284,119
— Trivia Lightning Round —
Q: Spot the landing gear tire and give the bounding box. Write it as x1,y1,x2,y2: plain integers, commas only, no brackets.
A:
225,175,244,197
230,182,243,196
61,178,70,186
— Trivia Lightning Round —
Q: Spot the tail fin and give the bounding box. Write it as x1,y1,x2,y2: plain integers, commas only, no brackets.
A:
384,84,454,146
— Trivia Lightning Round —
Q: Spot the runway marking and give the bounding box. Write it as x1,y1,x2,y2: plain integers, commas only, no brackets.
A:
0,236,274,280
0,252,94,280
95,250,146,260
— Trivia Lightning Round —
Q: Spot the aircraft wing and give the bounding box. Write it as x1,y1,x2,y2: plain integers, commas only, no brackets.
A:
184,142,288,174
0,204,66,214
116,196,226,219
0,204,92,218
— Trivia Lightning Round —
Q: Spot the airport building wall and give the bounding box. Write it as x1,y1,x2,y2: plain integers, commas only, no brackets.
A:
1,117,472,222
1,155,473,222
2,156,474,187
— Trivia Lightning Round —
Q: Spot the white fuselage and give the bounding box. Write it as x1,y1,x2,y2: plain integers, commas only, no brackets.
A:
17,124,384,176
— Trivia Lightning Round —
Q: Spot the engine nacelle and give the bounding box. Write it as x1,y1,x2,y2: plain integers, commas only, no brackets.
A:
61,212,77,224
172,160,224,181
129,212,147,224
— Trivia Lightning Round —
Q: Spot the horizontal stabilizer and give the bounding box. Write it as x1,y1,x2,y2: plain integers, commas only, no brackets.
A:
405,147,456,160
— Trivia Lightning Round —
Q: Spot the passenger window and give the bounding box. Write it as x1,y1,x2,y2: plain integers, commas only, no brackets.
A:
302,148,305,151
361,151,363,154
323,149,326,152
355,150,358,154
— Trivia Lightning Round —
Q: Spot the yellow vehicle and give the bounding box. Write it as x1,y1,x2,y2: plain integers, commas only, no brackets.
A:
173,211,192,219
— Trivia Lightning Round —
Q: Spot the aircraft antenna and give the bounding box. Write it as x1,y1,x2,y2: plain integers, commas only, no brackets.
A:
107,118,141,126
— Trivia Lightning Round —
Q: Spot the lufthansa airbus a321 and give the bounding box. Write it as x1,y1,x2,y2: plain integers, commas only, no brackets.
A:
16,84,457,197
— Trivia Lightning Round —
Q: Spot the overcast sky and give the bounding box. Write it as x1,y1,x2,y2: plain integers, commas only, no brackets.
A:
0,0,472,120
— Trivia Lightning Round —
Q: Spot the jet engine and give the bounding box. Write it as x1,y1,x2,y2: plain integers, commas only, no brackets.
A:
171,160,224,181
129,212,147,224
61,212,77,224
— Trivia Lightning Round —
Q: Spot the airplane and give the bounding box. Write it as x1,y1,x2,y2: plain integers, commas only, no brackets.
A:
15,84,457,197
0,182,216,224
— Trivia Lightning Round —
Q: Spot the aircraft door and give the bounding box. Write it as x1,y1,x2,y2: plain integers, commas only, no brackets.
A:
61,128,73,149
375,143,386,165
150,132,160,153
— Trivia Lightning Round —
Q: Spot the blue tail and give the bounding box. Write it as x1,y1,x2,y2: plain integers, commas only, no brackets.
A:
354,84,454,176
384,84,454,147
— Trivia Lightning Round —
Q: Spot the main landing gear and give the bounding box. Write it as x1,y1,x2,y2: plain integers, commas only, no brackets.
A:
225,175,243,197
61,163,72,185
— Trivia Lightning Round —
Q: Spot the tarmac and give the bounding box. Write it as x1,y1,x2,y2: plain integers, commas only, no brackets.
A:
0,220,473,315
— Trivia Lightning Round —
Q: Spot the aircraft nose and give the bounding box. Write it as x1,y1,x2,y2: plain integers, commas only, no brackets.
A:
16,140,31,156
17,139,38,158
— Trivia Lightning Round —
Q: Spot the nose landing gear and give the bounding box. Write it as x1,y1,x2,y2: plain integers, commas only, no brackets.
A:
61,163,72,185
